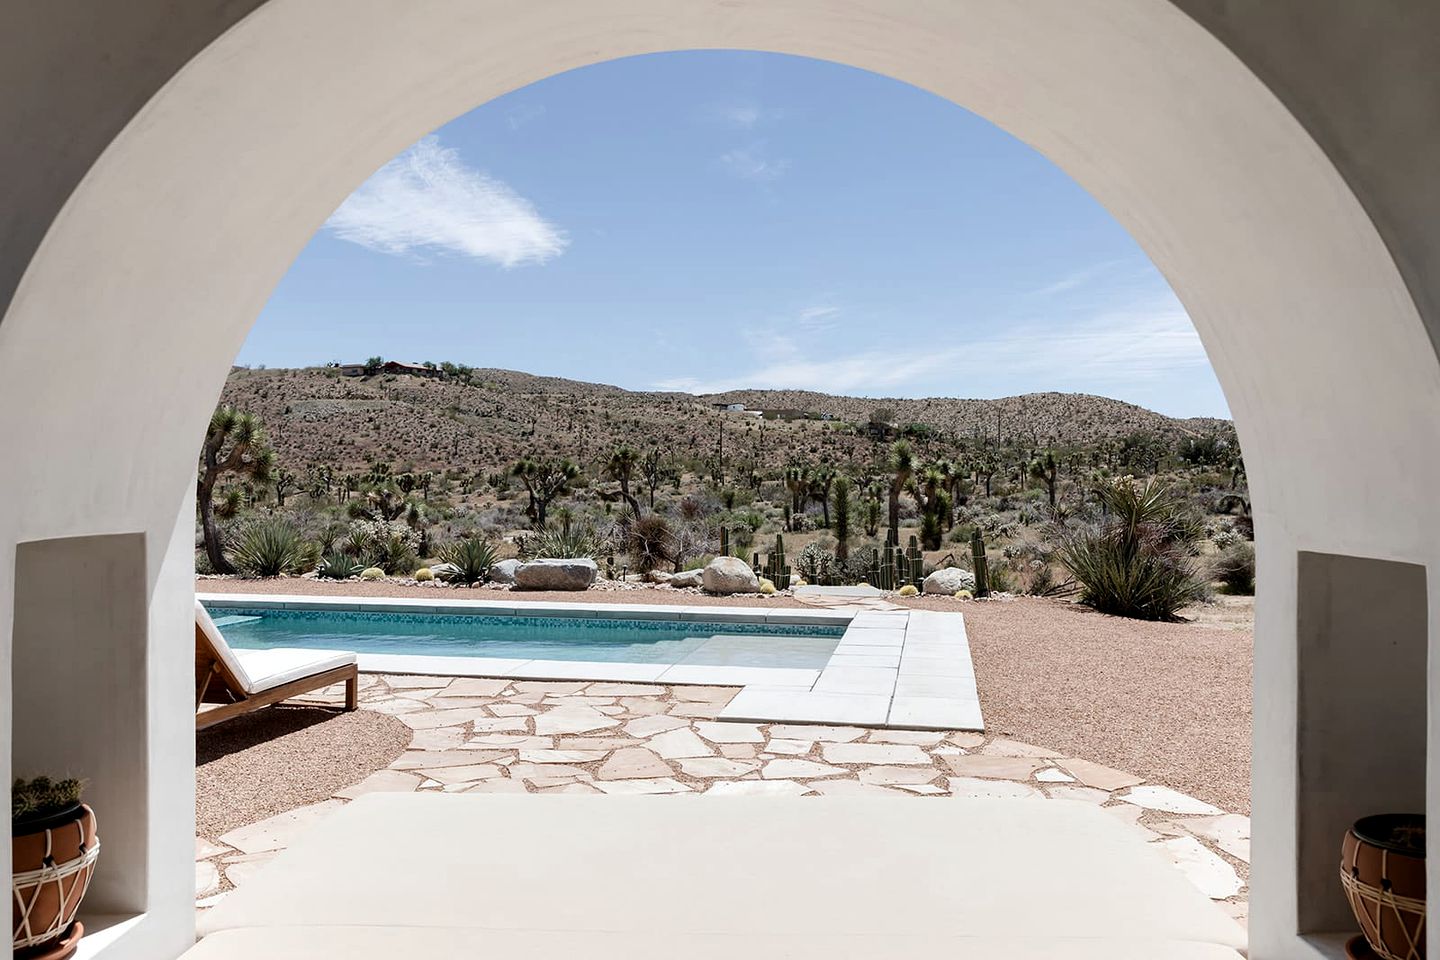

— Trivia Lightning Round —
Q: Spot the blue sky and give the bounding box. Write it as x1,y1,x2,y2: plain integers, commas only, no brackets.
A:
242,50,1228,418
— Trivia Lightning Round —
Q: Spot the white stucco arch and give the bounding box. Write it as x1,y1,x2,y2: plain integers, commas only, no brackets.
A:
2,2,1437,958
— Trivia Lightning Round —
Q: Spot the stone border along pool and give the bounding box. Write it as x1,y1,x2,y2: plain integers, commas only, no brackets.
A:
199,594,983,731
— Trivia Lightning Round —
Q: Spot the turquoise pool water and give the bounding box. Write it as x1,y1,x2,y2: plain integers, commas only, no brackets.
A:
208,605,844,668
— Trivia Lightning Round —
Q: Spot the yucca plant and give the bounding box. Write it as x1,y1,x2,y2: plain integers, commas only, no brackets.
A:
230,517,317,577
1058,478,1207,620
439,536,499,585
373,533,417,575
316,549,362,580
515,520,602,560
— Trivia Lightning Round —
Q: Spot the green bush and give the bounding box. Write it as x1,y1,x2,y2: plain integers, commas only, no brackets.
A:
1213,542,1256,594
794,541,837,583
231,518,316,577
1058,478,1207,620
516,521,602,560
439,536,498,585
316,549,362,579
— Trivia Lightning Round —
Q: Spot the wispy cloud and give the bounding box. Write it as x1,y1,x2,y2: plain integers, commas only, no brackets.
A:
1027,259,1145,298
505,103,547,131
325,135,567,268
652,297,1210,397
717,141,791,182
714,103,784,129
796,305,841,332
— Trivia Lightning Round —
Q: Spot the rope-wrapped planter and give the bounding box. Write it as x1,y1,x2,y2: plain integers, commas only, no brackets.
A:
12,803,98,960
1341,813,1425,960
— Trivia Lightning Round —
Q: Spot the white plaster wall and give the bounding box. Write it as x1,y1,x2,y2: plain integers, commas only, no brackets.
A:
0,1,1436,957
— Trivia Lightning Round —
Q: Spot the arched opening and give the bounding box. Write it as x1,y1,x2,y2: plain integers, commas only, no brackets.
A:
2,3,1437,958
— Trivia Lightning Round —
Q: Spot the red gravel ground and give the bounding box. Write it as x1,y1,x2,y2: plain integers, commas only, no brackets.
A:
199,578,1253,813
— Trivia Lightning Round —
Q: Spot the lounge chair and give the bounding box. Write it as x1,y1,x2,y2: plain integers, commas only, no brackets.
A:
195,600,358,730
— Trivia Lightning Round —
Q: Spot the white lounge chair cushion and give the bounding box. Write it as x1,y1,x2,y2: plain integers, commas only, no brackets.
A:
196,600,355,694
232,648,357,694
194,794,1244,957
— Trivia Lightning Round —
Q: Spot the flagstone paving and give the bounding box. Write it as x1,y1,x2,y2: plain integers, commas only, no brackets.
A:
196,674,1250,930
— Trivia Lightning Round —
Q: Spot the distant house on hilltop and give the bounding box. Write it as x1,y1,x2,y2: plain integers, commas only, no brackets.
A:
338,360,439,378
711,402,747,412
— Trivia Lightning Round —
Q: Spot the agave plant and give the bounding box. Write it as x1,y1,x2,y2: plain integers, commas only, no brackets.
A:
438,536,499,585
316,549,362,580
515,520,602,560
230,517,317,577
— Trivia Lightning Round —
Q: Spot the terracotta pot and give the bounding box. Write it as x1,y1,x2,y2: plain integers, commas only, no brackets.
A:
1341,813,1425,960
12,803,99,960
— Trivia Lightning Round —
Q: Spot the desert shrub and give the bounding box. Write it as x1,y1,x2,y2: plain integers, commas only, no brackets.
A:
1212,528,1242,550
439,536,499,585
231,518,316,577
1058,478,1208,620
627,514,674,573
1027,563,1058,596
316,549,362,579
1212,542,1256,594
516,520,602,560
794,542,837,583
373,533,417,575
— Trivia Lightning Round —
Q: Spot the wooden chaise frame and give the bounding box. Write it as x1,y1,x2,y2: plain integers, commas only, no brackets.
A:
195,622,358,731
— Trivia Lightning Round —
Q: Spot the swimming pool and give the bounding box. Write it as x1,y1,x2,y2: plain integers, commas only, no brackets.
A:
208,605,845,669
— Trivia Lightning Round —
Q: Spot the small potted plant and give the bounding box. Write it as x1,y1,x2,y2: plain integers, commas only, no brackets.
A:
1340,813,1425,960
12,777,98,960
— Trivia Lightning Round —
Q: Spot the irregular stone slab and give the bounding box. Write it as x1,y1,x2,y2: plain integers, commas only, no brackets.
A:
534,705,620,736
1044,785,1111,805
387,676,456,690
514,558,598,591
943,755,1044,780
678,757,759,778
417,764,504,785
893,783,948,795
438,678,512,698
334,769,422,800
719,743,758,759
769,724,865,743
668,702,722,719
1119,785,1224,816
1102,803,1164,842
488,704,538,717
1182,814,1251,863
980,738,1063,758
218,800,346,854
586,683,666,697
647,727,713,759
365,697,434,716
946,777,1045,800
822,742,930,765
593,778,693,795
806,780,908,797
196,837,231,861
868,730,945,746
466,735,553,749
1058,758,1145,791
1158,836,1243,899
672,686,738,703
764,739,814,756
859,766,941,786
544,695,617,707
394,750,505,769
695,721,765,744
623,714,689,738
597,748,673,781
947,732,986,748
1035,767,1076,783
705,779,812,797
463,780,530,794
196,861,220,897
514,681,590,695
468,717,530,734
702,556,760,594
620,697,671,716
763,758,846,779
222,854,277,889
519,749,609,764
539,782,602,794
408,728,466,750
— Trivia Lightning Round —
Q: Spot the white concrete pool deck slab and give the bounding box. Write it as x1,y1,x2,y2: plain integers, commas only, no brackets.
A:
198,594,984,731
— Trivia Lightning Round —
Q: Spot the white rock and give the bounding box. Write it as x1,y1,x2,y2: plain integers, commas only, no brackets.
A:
489,558,521,583
668,568,704,588
514,558,598,591
923,566,976,594
702,556,760,594
1119,785,1224,815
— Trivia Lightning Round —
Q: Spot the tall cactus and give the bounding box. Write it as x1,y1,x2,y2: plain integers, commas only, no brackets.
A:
763,533,791,589
971,529,990,597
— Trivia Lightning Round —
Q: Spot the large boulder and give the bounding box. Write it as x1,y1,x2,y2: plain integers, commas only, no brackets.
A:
923,566,976,595
668,568,704,589
702,556,760,594
489,558,522,584
514,558,598,591
428,562,461,582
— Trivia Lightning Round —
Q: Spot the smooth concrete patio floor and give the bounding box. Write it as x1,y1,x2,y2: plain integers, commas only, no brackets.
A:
189,793,1245,959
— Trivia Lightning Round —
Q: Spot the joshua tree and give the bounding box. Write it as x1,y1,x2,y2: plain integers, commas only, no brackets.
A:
604,445,643,518
808,466,835,528
273,468,298,507
197,406,274,574
861,481,883,537
887,439,915,545
912,464,950,550
832,475,852,561
639,447,667,509
511,456,580,528
784,465,809,530
1029,450,1059,507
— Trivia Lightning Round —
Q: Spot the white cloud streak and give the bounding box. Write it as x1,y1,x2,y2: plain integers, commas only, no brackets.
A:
717,141,791,182
652,298,1211,397
325,135,567,268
